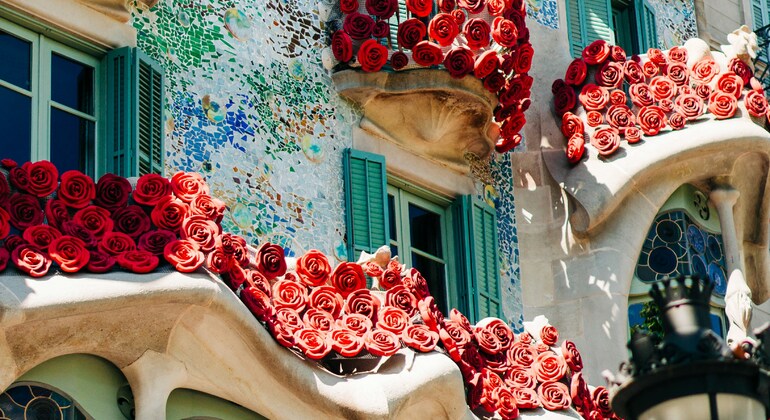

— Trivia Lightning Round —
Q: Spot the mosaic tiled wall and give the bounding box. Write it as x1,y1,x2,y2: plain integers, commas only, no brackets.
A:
648,0,698,48
528,0,559,29
131,0,523,326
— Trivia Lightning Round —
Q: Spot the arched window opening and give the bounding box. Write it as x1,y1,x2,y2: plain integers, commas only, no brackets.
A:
0,383,89,419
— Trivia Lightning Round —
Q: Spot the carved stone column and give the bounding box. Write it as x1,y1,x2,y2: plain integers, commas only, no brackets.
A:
709,187,752,346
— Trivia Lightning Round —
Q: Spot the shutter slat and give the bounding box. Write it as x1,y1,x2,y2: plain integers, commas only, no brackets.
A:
343,149,389,261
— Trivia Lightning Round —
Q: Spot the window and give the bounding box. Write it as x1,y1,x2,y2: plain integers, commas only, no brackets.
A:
0,13,165,178
567,0,658,58
628,185,727,339
752,0,770,64
343,148,501,322
0,384,89,419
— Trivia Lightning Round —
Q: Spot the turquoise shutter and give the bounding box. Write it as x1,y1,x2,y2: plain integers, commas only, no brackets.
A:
752,0,770,62
566,0,615,58
453,195,501,322
636,0,658,51
343,149,390,263
104,47,165,177
389,1,409,50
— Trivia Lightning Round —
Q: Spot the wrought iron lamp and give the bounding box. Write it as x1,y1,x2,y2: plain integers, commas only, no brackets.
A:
609,275,770,419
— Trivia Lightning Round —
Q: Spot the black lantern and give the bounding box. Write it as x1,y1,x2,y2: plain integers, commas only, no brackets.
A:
610,276,770,419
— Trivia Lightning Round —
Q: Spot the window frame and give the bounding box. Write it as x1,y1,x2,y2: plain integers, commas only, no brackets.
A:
0,16,102,175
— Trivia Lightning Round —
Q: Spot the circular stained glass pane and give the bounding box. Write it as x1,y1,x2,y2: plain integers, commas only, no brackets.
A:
648,246,678,275
707,235,722,262
691,254,707,278
709,263,727,297
656,219,681,243
636,265,657,283
687,225,705,254
25,396,63,420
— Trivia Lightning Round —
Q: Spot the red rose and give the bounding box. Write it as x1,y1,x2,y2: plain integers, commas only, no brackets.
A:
180,215,219,252
48,235,88,272
377,306,411,333
294,328,331,360
514,42,534,74
309,285,344,318
25,160,58,198
716,71,745,99
647,47,666,65
9,166,29,191
493,386,519,420
691,58,720,84
566,133,585,164
649,75,675,101
491,17,517,48
458,0,485,14
330,262,366,298
464,18,491,50
190,194,225,223
372,20,389,38
403,324,438,352
0,248,8,272
729,57,753,85
623,60,645,84
163,239,204,273
244,269,270,296
668,112,686,130
665,62,689,86
117,250,159,273
99,231,136,256
220,233,249,267
12,244,51,277
366,0,397,18
272,279,309,312
590,126,621,156
133,173,171,206
397,18,427,50
8,193,44,230
693,82,712,99
61,221,98,249
709,90,738,119
331,30,353,63
428,13,459,47
4,235,26,252
595,61,623,88
365,328,401,356
538,381,571,411
0,172,9,205
345,288,381,321
112,205,151,239
564,58,587,86
21,225,60,251
242,286,275,322
570,372,593,418
582,39,610,65
625,127,641,143
585,110,602,127
512,387,540,409
610,45,626,62
223,264,247,291
662,97,676,111
303,308,335,333
254,242,287,279
385,284,418,316
637,105,667,135
629,83,655,107
474,325,502,355
746,89,769,117
340,0,359,13
275,307,303,333
508,341,536,368
642,60,658,78
343,12,374,40
94,173,131,211
439,0,456,12
506,366,536,390
0,207,9,240
487,0,506,15
451,9,466,25
138,229,176,255
151,196,189,232
479,317,514,350
401,268,429,300
592,386,613,417
679,84,693,95
205,246,231,274
579,84,609,111
74,205,114,238
357,39,389,72
390,51,409,70
474,50,499,79
675,93,704,119
442,46,474,78
406,0,432,17
442,320,472,347
295,249,330,287
339,313,373,337
331,328,364,357
561,340,583,372
667,46,687,63
58,170,95,209
561,112,584,137
607,104,636,129
1,159,16,169
552,79,577,115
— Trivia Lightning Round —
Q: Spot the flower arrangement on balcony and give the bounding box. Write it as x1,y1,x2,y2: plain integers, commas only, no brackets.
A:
328,0,533,153
552,39,770,164
0,159,615,419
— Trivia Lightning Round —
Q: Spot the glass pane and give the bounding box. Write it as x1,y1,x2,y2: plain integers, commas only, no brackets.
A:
50,108,94,174
412,253,447,312
409,203,442,257
0,30,31,89
388,194,397,241
51,53,94,114
0,85,31,163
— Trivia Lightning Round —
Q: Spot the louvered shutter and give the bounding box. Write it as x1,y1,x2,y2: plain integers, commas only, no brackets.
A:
453,195,501,322
343,149,390,263
637,0,658,51
389,1,409,50
752,0,770,62
104,47,165,177
566,0,615,58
